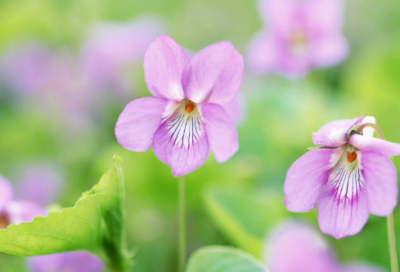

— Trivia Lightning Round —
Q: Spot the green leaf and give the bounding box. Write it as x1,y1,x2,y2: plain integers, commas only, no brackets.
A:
186,246,265,272
0,155,131,272
204,189,288,258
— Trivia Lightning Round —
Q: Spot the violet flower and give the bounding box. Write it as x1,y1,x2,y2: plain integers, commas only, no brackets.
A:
28,251,104,272
115,35,243,176
248,0,348,78
265,221,386,272
284,116,400,238
0,175,46,229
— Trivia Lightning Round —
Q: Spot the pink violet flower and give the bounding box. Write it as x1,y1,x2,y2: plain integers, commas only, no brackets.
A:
248,0,349,78
115,35,244,176
284,116,400,238
0,175,46,229
28,251,104,272
265,221,386,272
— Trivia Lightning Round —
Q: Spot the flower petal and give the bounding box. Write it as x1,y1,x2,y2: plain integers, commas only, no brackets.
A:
266,221,338,272
360,152,398,216
247,31,277,75
221,93,246,125
312,116,363,147
182,41,243,105
115,97,173,152
349,134,400,157
152,108,209,176
0,175,13,211
144,35,189,101
5,201,47,225
311,34,348,68
318,153,369,238
199,103,238,163
28,251,103,272
284,149,340,212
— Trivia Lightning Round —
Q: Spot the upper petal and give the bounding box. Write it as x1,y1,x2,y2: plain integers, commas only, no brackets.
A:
152,107,209,176
182,41,244,105
115,97,173,152
284,149,339,212
0,175,13,210
144,35,189,101
318,152,369,238
361,152,398,216
199,103,238,163
312,116,363,147
349,134,400,157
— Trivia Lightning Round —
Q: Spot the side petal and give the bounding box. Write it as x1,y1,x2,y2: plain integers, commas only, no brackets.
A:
152,110,209,176
5,201,47,225
144,35,189,101
284,149,339,212
0,175,13,210
199,103,238,163
318,154,369,239
360,152,398,216
312,116,363,147
311,34,349,68
182,41,244,105
247,31,277,75
349,134,400,157
115,97,173,152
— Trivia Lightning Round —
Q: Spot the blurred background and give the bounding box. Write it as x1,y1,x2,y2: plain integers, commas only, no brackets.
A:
0,0,399,271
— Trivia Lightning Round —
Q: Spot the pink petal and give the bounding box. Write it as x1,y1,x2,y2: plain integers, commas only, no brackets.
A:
182,41,243,105
0,175,13,210
152,110,209,176
266,221,338,272
318,157,369,239
311,34,349,68
284,149,338,212
115,97,172,152
312,116,363,147
349,134,400,157
360,152,398,216
144,35,189,101
305,0,345,32
259,0,295,34
5,201,47,225
247,31,277,75
199,103,238,163
221,93,246,125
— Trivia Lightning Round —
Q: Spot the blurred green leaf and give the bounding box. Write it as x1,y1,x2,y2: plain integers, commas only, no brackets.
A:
204,189,288,258
0,155,131,272
186,246,265,272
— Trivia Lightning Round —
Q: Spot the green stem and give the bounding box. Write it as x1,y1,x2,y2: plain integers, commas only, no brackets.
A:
178,175,186,272
357,125,398,271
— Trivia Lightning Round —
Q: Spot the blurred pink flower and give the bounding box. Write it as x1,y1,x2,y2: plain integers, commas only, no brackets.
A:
28,251,103,272
248,0,348,78
265,221,386,272
82,17,166,97
0,175,46,229
115,35,243,176
284,116,400,238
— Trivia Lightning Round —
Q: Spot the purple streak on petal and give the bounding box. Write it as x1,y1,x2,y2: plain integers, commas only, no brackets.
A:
152,110,209,176
82,17,166,92
318,156,369,239
340,263,387,272
28,251,104,272
15,164,63,206
312,116,363,147
360,152,398,217
115,97,172,152
221,93,246,125
0,43,52,96
0,175,13,211
247,31,276,75
182,41,244,105
284,149,338,212
5,201,46,226
144,35,188,101
266,221,338,272
349,134,400,157
199,103,238,163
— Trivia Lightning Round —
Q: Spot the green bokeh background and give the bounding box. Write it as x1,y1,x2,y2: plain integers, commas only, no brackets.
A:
0,0,399,271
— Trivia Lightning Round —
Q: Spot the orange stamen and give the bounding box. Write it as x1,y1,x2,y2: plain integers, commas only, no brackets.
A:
0,215,8,229
347,151,357,163
185,101,195,114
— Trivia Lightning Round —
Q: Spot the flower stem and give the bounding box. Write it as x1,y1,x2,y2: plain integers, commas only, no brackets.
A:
359,124,398,271
178,175,186,272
